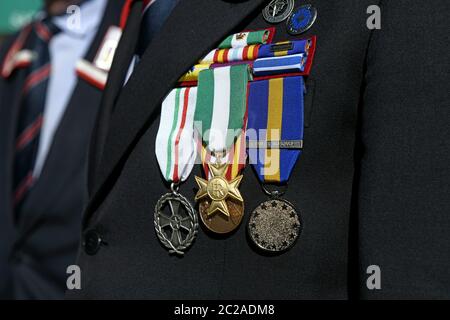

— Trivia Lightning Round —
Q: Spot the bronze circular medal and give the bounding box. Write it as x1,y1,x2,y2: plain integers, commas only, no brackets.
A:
199,199,244,234
248,198,301,253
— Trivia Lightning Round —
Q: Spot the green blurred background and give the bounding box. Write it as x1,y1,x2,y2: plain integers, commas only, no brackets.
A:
0,0,41,43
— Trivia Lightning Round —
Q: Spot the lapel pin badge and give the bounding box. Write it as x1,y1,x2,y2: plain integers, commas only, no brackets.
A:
262,0,295,24
287,4,317,35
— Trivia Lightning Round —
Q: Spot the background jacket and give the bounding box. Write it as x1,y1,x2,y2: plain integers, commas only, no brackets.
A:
0,0,124,299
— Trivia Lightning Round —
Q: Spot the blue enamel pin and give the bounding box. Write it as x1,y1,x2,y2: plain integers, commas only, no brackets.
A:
287,4,317,35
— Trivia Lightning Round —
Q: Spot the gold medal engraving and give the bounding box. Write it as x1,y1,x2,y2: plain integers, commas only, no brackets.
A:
195,163,244,233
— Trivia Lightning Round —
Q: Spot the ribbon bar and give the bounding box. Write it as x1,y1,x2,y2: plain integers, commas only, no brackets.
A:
258,39,311,58
179,63,211,82
200,45,260,64
218,29,273,49
199,39,312,65
253,53,307,76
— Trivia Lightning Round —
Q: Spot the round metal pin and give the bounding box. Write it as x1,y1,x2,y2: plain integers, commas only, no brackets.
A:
287,4,317,35
154,192,198,255
262,0,295,24
248,198,302,253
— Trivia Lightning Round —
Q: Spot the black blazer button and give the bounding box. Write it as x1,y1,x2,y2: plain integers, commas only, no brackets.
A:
83,230,103,255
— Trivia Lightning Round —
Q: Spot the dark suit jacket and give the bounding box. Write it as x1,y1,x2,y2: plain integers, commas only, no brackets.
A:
0,1,123,299
68,0,450,299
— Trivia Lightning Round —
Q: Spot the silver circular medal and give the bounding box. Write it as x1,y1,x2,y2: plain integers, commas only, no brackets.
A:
248,198,301,253
154,192,198,255
262,0,295,24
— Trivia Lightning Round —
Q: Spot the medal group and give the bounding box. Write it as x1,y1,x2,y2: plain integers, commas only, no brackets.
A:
154,1,317,255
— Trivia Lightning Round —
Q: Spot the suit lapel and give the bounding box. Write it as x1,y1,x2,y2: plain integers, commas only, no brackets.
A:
86,0,267,221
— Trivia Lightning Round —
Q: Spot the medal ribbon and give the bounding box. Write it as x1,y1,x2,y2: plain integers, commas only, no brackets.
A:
218,29,272,49
199,40,310,65
199,115,248,180
194,64,250,153
200,45,260,64
247,76,305,183
253,54,307,77
179,63,211,82
155,87,198,183
258,39,311,58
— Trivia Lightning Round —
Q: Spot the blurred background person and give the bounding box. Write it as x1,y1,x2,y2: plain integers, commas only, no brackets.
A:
0,0,124,299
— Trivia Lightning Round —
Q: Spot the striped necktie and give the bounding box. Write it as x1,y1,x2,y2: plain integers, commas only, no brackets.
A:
135,0,180,57
13,18,60,210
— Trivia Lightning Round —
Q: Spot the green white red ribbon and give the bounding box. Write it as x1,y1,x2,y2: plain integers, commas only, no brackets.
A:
156,87,198,183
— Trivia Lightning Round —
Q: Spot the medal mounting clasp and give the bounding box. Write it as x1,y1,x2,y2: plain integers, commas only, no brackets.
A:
170,182,180,195
262,183,287,198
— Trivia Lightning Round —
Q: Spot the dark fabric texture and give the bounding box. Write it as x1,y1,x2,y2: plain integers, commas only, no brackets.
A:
69,0,450,299
0,1,124,299
357,0,450,299
136,0,180,57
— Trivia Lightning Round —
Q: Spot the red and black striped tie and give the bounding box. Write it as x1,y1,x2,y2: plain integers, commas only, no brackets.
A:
13,19,60,209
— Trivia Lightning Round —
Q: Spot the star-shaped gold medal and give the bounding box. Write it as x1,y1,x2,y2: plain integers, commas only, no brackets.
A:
195,163,243,217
